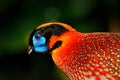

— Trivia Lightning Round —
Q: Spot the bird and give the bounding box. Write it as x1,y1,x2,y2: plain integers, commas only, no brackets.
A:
28,22,120,80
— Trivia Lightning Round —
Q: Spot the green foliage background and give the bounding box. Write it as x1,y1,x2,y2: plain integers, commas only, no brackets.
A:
0,0,120,80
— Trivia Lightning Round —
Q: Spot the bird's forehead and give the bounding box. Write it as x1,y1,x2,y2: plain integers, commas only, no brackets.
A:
36,22,54,30
35,22,75,32
35,22,66,30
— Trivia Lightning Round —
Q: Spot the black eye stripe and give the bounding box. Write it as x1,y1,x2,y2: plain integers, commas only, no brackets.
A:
50,40,62,51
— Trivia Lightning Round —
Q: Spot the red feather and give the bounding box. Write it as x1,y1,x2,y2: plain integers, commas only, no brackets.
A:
50,31,120,80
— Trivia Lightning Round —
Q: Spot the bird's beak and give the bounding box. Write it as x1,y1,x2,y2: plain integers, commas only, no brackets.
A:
28,46,33,55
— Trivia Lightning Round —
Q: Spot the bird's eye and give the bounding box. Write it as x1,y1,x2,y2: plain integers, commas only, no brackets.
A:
35,34,40,39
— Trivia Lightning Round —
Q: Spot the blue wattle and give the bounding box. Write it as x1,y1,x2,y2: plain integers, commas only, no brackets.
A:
34,45,48,52
33,35,48,52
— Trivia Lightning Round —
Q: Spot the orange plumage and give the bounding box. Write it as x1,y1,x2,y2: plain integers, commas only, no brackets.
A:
28,22,120,80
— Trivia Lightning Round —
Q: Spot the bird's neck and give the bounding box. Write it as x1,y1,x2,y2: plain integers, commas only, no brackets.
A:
51,31,85,79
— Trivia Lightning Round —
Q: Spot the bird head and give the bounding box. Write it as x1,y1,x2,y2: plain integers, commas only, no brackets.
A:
28,22,76,54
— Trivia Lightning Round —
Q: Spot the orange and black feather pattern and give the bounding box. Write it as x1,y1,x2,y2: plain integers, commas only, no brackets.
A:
28,22,120,80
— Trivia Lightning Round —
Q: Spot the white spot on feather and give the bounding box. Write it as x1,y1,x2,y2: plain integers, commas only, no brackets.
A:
100,75,107,80
84,76,95,80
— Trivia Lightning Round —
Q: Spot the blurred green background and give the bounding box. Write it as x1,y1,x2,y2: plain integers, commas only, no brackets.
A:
0,0,120,80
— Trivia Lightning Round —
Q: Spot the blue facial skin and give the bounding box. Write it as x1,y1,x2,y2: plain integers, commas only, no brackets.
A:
33,31,48,52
